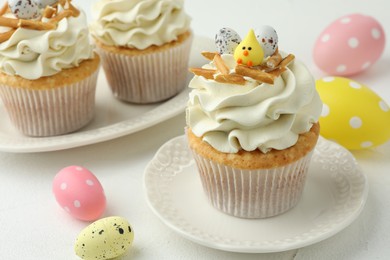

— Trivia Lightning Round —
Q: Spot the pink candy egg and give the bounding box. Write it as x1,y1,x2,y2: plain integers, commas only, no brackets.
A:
313,14,385,75
53,166,106,221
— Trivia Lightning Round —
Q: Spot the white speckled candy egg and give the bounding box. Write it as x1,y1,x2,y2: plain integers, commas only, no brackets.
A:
52,166,106,221
254,25,278,57
313,14,385,75
215,27,241,54
33,0,58,9
75,216,134,260
8,0,40,19
316,77,390,150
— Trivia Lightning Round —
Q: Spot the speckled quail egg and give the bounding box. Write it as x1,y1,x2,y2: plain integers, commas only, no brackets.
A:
254,25,279,57
74,216,134,260
215,27,242,55
8,0,40,19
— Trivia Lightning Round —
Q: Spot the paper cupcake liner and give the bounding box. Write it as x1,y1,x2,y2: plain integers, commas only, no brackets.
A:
96,34,193,104
190,149,314,219
0,69,99,137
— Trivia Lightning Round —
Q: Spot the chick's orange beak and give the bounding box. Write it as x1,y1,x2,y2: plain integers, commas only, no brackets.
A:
243,50,249,56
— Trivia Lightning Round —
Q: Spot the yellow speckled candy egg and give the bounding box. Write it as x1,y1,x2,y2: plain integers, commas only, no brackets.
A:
74,216,134,260
316,77,390,150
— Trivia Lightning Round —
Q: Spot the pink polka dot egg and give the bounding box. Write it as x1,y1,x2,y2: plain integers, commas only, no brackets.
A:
313,13,385,76
53,166,106,221
316,77,390,150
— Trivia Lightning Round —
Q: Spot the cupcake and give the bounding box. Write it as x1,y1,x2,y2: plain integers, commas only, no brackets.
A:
0,0,100,137
90,0,192,104
186,27,323,218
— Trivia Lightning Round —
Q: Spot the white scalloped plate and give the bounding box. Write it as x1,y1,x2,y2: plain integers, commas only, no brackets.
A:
144,135,368,253
0,36,213,153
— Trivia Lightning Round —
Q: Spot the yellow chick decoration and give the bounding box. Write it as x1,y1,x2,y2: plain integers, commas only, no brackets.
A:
234,29,264,67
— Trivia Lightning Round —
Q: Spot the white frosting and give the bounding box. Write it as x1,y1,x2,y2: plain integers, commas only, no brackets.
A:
90,0,191,49
0,9,94,80
186,54,322,153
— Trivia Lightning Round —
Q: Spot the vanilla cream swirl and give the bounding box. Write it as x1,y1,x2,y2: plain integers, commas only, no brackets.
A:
90,0,191,49
186,54,322,153
0,10,94,80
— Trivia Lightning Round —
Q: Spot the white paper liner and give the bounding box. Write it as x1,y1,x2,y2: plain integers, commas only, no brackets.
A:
96,33,193,104
0,69,99,137
190,149,314,219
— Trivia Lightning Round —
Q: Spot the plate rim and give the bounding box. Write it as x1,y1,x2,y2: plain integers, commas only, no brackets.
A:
144,135,369,253
0,88,189,153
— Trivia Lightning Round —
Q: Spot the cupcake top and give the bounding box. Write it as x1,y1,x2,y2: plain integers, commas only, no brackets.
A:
0,0,95,80
90,0,191,49
186,27,322,154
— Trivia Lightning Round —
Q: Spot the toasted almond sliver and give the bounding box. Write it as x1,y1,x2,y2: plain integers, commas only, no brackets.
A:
49,9,73,24
213,53,230,75
201,51,217,61
268,67,286,78
189,68,217,80
18,19,56,30
0,17,19,28
254,64,269,71
279,54,295,68
235,65,274,84
42,6,56,19
58,0,67,6
0,1,8,16
0,16,55,31
68,2,80,17
215,74,246,85
0,29,15,43
266,51,283,69
0,0,79,43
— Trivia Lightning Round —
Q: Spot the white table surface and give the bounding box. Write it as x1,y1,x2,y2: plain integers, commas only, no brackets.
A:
1,0,389,259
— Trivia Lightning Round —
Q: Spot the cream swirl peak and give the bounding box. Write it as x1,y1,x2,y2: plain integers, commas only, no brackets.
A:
90,0,191,49
0,8,94,80
186,54,322,153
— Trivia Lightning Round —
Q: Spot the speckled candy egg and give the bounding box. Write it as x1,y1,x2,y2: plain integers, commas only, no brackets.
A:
215,27,241,55
52,166,106,221
33,0,58,9
316,77,390,150
254,25,278,57
75,216,134,260
313,14,385,75
8,0,40,19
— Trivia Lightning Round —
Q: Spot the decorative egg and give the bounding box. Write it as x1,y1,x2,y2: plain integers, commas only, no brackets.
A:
254,25,278,57
52,166,106,221
8,0,40,19
33,0,58,9
313,14,385,76
215,27,241,55
316,77,390,150
75,216,134,260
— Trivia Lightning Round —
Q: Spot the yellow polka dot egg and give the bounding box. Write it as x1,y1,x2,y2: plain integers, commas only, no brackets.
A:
316,77,390,150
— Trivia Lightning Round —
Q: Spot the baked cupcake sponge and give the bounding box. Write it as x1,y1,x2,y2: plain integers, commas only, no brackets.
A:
188,123,320,169
0,55,100,136
187,123,320,218
94,31,192,104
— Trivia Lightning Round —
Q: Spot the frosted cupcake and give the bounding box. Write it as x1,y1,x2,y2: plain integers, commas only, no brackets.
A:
0,0,100,137
90,0,192,104
186,27,322,218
